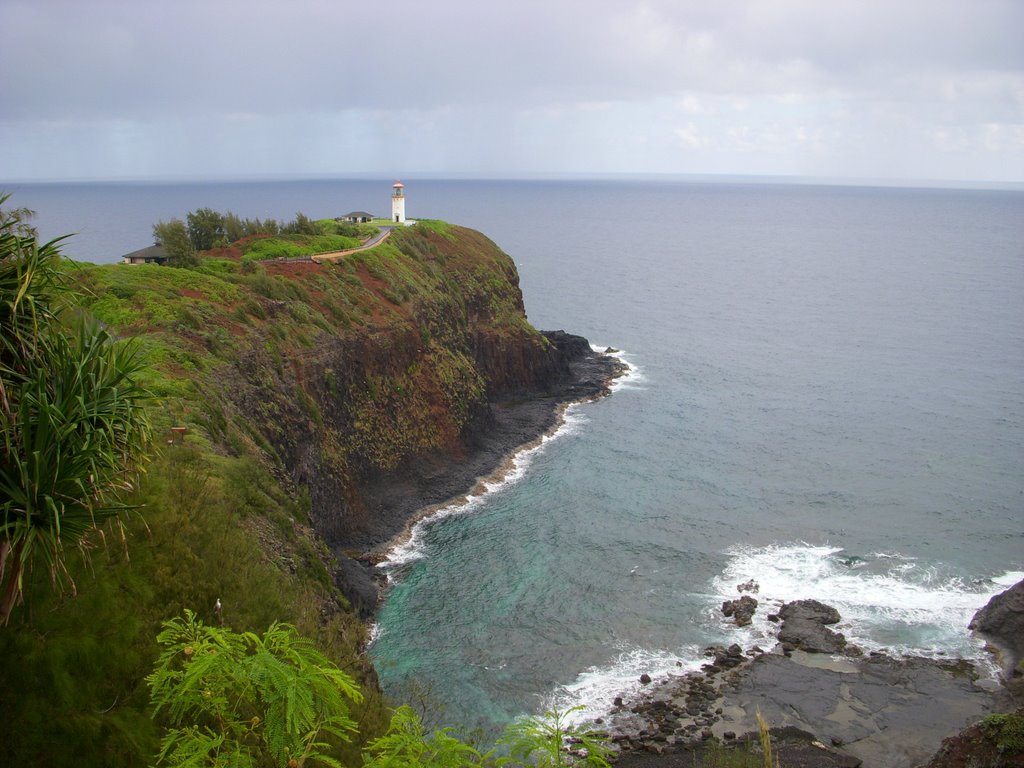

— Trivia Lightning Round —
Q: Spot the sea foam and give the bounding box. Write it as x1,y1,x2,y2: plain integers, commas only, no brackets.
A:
544,543,1018,726
545,645,705,726
593,345,644,392
379,405,589,572
711,542,1018,663
381,347,635,573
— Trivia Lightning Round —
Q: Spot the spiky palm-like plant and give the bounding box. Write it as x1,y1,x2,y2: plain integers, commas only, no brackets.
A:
0,195,152,624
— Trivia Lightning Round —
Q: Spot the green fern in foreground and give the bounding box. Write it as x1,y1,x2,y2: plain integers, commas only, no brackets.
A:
147,610,362,767
361,705,495,767
149,611,615,767
362,704,611,768
500,706,612,768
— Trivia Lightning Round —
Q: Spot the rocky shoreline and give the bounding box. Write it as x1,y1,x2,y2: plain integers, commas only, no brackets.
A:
609,582,1024,768
323,317,1023,768
333,332,627,617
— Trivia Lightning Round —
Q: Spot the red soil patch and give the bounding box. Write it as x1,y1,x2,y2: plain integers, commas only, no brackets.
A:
353,263,406,325
264,261,323,278
203,246,243,260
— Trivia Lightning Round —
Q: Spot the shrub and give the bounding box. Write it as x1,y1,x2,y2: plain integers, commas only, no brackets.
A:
148,610,362,767
981,712,1024,754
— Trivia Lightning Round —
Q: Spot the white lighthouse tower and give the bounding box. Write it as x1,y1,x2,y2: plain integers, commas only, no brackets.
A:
391,181,406,224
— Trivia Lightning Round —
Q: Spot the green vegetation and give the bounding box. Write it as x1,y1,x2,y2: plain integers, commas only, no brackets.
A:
148,610,362,767
414,220,455,241
316,219,376,239
0,196,152,624
1,195,561,766
980,712,1024,755
150,632,612,768
241,234,363,262
187,208,228,251
154,219,198,267
363,705,611,767
224,212,280,241
501,707,612,767
153,207,381,264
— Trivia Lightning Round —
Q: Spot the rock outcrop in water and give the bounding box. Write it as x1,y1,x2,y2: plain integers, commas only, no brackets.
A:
777,598,848,654
721,595,758,627
970,578,1024,679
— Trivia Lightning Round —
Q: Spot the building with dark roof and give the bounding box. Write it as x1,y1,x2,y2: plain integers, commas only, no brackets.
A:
121,244,168,265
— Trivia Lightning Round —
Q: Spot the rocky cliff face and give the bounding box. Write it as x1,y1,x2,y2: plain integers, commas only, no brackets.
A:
971,579,1024,680
79,221,617,620
206,224,611,558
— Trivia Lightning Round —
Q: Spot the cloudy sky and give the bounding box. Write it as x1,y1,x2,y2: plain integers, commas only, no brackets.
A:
2,0,1022,184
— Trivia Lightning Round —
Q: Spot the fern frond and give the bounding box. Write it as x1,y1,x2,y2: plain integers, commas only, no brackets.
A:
148,611,361,767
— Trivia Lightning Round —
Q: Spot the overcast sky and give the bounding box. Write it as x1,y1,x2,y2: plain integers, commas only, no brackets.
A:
2,0,1022,184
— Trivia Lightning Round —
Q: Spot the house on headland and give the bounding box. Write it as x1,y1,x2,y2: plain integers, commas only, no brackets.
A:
341,211,375,224
121,244,168,265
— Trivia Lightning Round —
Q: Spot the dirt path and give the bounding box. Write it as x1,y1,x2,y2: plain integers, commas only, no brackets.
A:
311,226,394,263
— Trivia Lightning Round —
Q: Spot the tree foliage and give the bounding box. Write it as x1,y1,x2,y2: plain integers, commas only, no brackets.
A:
147,610,363,768
223,213,280,242
186,208,227,252
149,614,614,768
0,194,152,624
280,213,320,237
154,218,199,267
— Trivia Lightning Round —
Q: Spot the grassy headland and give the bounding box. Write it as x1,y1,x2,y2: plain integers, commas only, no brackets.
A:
0,218,566,766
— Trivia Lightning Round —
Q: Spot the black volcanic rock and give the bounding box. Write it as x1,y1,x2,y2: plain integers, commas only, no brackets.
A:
777,599,846,653
970,579,1024,677
722,595,758,627
331,554,379,619
779,599,842,625
778,619,848,654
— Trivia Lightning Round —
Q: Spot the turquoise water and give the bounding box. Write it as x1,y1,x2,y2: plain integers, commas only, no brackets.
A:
370,181,1024,733
9,177,1024,732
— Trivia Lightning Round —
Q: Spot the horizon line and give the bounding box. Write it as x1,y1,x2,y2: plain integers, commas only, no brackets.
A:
2,171,1022,192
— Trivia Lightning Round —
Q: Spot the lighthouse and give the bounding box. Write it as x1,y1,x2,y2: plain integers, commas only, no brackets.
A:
391,181,406,224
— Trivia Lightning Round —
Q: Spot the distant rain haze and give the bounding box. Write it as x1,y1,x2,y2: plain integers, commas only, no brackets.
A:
1,0,1022,184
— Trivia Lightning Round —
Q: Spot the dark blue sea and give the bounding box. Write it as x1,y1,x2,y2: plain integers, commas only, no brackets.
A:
7,177,1024,731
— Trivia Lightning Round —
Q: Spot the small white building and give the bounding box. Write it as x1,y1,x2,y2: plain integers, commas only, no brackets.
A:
391,181,406,224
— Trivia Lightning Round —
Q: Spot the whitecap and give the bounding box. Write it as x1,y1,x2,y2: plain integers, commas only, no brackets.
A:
992,570,1024,588
543,645,704,726
379,402,588,573
710,542,1016,664
591,344,645,391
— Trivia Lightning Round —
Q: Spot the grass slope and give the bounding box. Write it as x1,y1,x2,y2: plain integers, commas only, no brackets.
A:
0,222,547,767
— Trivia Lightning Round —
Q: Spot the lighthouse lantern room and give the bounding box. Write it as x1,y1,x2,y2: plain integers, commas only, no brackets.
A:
391,181,406,224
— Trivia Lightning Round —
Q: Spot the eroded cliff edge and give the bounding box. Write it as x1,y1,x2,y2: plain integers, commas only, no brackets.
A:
81,221,622,618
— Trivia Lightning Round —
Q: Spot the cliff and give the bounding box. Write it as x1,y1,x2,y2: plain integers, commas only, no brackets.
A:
0,221,619,766
92,220,619,590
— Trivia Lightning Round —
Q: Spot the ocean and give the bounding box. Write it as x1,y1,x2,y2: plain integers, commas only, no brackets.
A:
7,177,1023,733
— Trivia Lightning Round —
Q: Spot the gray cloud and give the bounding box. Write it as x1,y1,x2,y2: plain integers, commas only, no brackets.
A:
1,0,1021,181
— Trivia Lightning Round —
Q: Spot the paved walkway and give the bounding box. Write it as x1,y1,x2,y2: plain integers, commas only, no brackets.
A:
311,226,394,263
